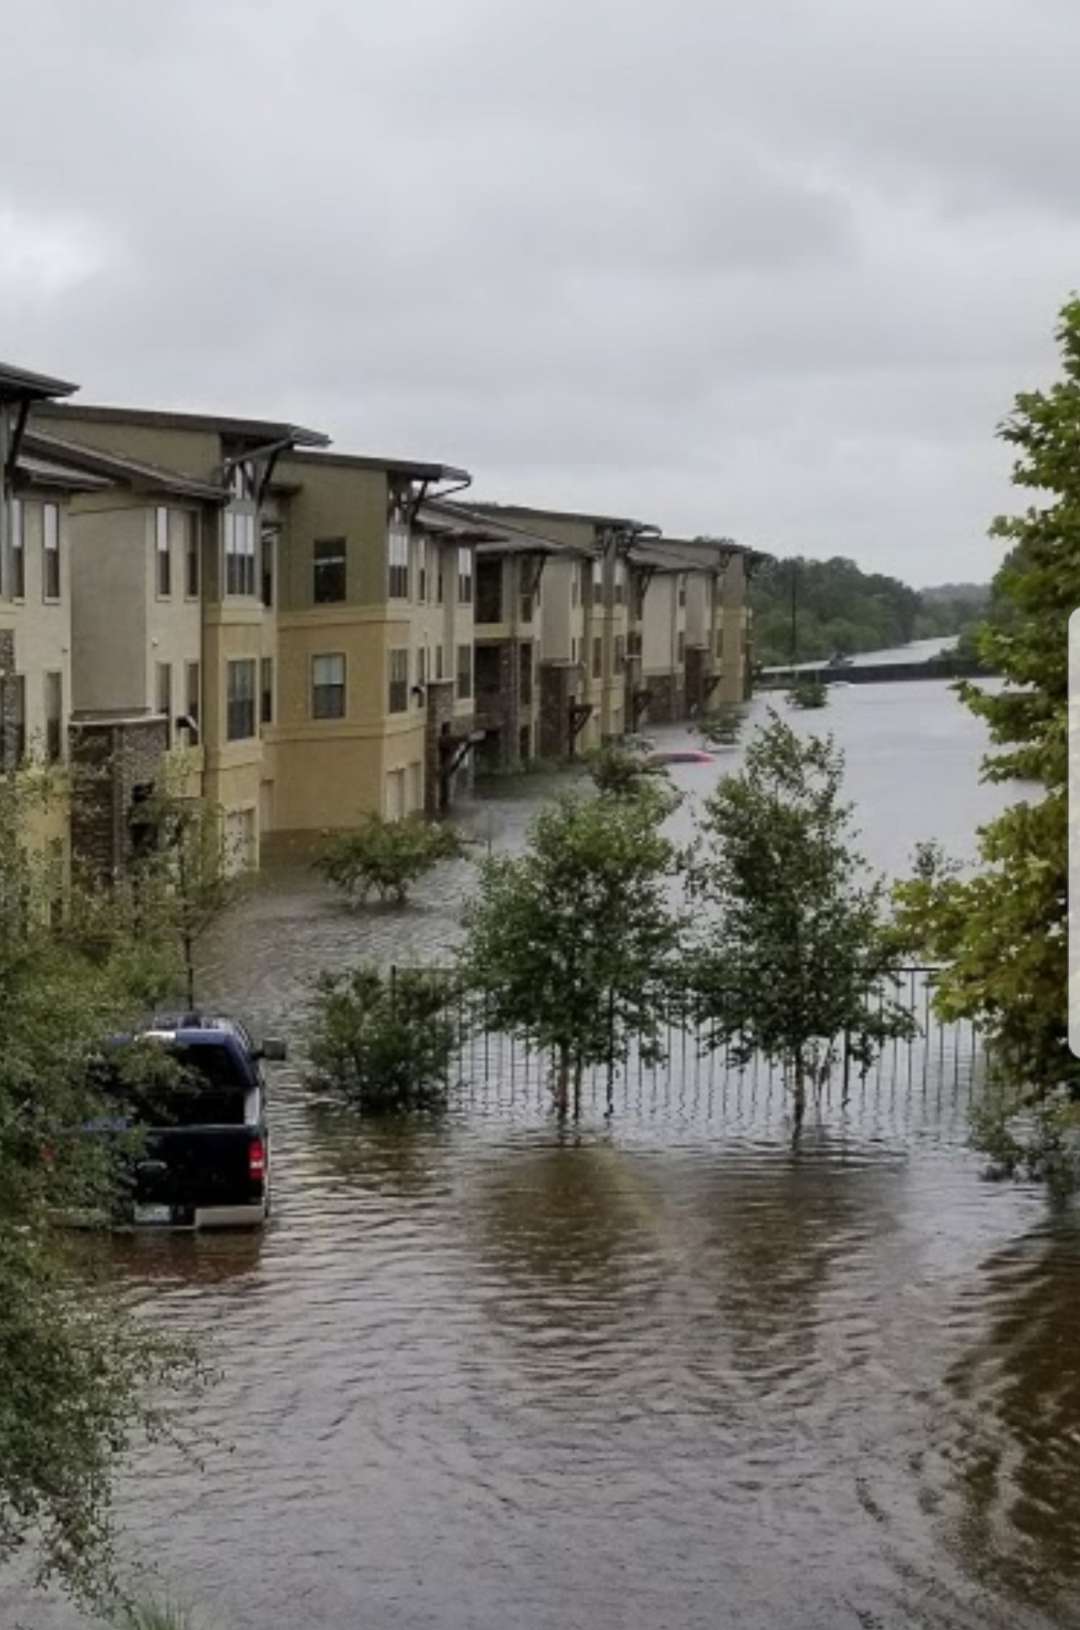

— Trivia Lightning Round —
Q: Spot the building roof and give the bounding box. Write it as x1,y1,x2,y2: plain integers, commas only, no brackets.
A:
34,400,329,450
0,361,79,405
424,499,585,557
284,449,469,483
15,452,113,494
469,500,652,535
22,429,228,500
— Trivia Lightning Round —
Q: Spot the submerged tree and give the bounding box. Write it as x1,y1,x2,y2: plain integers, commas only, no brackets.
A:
0,769,201,1607
786,675,829,710
305,963,456,1114
585,741,671,799
459,783,684,1116
697,702,746,750
691,714,914,1138
895,296,1080,1175
314,814,465,907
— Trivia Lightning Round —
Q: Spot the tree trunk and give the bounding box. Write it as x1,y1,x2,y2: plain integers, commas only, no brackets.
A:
184,930,196,1011
573,1058,584,1121
792,1052,806,1144
554,1048,570,1118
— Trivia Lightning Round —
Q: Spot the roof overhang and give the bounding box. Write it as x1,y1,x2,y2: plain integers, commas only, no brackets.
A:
21,429,227,501
0,362,79,406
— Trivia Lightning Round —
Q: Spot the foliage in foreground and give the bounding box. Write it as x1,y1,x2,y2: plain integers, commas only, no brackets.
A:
894,295,1080,1177
313,814,465,906
305,964,456,1113
585,742,672,799
459,782,684,1115
690,714,914,1135
0,772,202,1607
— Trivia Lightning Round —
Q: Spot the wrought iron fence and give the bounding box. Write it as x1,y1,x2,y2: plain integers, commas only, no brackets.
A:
386,964,986,1131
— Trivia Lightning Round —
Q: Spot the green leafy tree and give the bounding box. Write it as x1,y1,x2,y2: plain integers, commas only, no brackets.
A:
895,296,1080,1172
691,714,914,1137
697,702,746,749
306,964,456,1113
786,675,829,710
314,814,465,907
0,770,201,1608
459,784,685,1116
585,741,671,798
127,773,250,1009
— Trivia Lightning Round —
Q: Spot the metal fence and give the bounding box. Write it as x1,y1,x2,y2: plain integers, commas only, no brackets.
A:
395,965,987,1132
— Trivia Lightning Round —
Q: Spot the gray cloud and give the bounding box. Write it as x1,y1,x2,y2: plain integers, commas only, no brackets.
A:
3,0,1080,582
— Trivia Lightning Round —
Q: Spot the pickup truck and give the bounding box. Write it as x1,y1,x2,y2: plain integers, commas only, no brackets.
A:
89,1014,284,1230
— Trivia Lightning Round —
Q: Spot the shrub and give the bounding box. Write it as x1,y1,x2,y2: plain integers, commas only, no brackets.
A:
305,964,456,1113
697,702,746,748
313,815,464,906
786,675,829,709
585,742,667,799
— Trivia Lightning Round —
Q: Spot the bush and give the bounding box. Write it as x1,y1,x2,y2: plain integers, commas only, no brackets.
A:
585,742,667,798
313,815,464,906
305,964,457,1113
786,675,829,709
697,703,746,748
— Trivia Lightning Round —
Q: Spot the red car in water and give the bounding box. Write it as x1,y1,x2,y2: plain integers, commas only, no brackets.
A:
645,749,716,767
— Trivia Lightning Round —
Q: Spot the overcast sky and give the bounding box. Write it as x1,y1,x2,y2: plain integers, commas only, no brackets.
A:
4,0,1080,584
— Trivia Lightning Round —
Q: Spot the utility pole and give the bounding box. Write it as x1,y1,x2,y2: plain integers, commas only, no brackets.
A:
789,558,798,667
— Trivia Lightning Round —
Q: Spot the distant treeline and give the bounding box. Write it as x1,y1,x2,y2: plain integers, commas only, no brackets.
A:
750,556,990,666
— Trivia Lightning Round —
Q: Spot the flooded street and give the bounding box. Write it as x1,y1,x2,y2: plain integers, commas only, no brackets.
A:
8,681,1080,1630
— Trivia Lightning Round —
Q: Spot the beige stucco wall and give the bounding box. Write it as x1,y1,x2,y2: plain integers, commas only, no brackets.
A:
69,497,147,713
1,496,74,764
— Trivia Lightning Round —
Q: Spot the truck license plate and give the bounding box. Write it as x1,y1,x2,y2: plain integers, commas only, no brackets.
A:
133,1203,172,1225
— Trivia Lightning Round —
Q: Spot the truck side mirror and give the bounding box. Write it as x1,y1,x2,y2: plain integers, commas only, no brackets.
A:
259,1037,287,1062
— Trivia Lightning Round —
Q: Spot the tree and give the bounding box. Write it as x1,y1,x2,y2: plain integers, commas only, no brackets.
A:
459,783,684,1116
697,702,746,749
894,296,1080,1172
0,769,200,1607
585,741,671,798
127,776,250,1009
305,964,456,1113
786,675,829,710
691,714,914,1137
313,814,465,907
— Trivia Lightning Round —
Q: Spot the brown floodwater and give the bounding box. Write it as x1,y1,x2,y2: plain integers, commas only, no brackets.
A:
6,681,1080,1630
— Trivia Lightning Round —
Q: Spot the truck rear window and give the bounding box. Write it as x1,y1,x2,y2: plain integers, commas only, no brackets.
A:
92,1041,252,1126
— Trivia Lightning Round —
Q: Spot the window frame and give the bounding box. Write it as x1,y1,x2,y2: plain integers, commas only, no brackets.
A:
42,503,61,603
156,506,172,599
592,634,603,680
226,658,257,742
261,655,274,726
387,647,409,714
388,522,410,600
456,642,473,701
313,536,347,605
457,546,473,606
311,652,346,721
10,499,24,600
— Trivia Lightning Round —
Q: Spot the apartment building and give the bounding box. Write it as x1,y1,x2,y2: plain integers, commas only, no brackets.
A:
657,538,757,710
471,503,657,756
30,401,331,869
267,450,476,832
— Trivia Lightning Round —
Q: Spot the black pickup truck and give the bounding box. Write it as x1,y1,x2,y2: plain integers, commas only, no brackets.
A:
88,1015,284,1230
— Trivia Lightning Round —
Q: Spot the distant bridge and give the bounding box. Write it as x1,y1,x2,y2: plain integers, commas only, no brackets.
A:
759,654,991,687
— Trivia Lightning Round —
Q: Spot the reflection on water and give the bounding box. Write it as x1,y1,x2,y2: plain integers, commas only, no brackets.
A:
5,682,1079,1630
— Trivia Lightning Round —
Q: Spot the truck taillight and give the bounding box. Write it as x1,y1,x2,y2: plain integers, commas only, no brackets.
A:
248,1138,266,1182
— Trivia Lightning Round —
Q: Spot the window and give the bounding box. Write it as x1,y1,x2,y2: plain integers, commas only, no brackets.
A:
678,574,687,609
520,578,534,623
476,558,502,623
185,660,201,729
388,648,409,713
436,553,445,604
592,635,603,679
312,653,345,720
614,634,626,675
417,538,427,603
591,558,603,606
10,500,24,598
457,546,473,605
519,642,533,706
226,658,256,741
156,507,171,597
43,504,60,601
628,630,642,658
677,631,686,662
613,559,626,607
261,526,275,608
261,656,274,726
388,522,409,598
571,636,578,665
11,675,25,764
44,671,62,764
417,646,427,689
314,537,346,604
456,642,472,700
225,511,256,596
182,511,199,598
156,662,173,746
436,645,444,680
